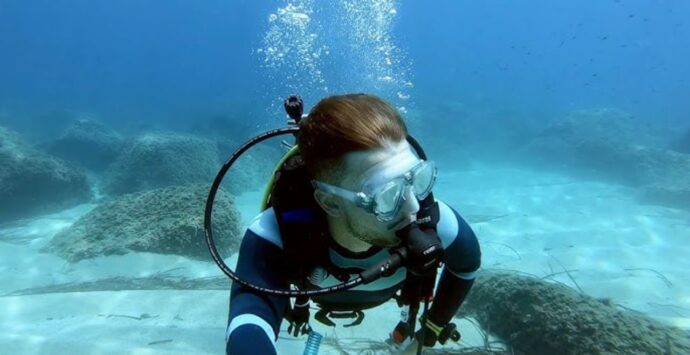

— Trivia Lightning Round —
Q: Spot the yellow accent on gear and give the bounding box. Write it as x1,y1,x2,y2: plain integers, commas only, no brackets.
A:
424,318,444,336
259,145,301,212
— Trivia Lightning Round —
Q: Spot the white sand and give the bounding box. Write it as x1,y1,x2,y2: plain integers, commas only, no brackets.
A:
0,165,688,354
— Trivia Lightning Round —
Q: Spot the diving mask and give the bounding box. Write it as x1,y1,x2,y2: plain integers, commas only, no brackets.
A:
312,160,437,222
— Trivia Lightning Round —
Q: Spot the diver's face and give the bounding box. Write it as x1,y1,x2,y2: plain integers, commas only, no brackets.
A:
338,140,421,247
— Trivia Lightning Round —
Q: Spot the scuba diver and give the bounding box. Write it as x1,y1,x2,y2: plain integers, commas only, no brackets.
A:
213,94,481,354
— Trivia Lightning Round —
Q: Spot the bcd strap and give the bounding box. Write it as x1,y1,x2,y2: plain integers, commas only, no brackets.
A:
268,154,338,284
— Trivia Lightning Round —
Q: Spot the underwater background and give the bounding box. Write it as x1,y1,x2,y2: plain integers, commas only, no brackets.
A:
1,1,689,354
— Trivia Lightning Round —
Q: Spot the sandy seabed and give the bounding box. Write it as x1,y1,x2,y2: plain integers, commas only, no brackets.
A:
1,164,688,354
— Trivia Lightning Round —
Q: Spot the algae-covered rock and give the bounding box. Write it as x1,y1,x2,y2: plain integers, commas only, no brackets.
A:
0,126,91,223
671,127,690,154
44,184,241,262
460,270,690,355
637,178,690,212
44,118,124,171
103,132,219,196
518,108,658,184
518,108,690,210
220,142,285,194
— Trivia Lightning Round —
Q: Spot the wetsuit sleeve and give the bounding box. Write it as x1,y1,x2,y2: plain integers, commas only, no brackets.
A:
439,204,481,277
226,229,290,355
427,202,481,326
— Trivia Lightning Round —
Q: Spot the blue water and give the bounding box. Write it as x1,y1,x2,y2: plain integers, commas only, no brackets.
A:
1,1,688,132
1,1,689,354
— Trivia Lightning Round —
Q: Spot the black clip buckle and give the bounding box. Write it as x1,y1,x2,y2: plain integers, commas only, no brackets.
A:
437,322,461,345
315,309,365,328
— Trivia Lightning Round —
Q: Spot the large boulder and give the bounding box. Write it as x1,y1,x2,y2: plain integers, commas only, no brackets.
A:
636,169,690,211
218,142,286,195
102,132,219,196
44,118,124,171
537,108,661,147
461,271,690,354
517,108,690,194
43,184,242,262
407,101,541,164
189,109,292,195
0,108,81,142
671,127,690,154
518,108,646,180
189,110,265,148
638,184,690,211
0,126,91,223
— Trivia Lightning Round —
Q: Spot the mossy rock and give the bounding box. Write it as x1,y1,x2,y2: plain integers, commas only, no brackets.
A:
0,126,91,223
103,132,219,196
461,270,690,355
44,184,241,262
44,118,124,171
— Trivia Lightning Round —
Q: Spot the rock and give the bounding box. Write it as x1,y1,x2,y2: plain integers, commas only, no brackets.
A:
44,118,124,171
540,108,654,146
518,108,690,189
671,127,690,154
638,184,690,211
102,132,219,196
637,177,690,211
0,126,91,223
219,142,286,195
407,101,540,163
460,270,690,355
44,184,241,262
0,109,80,142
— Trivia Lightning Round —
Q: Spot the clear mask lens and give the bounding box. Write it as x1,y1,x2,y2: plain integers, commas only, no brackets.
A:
372,161,436,218
374,182,404,216
412,162,435,200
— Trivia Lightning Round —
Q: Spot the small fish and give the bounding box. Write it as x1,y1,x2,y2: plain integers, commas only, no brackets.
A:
148,339,173,346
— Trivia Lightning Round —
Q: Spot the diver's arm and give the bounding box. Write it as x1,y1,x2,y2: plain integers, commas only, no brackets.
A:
226,229,290,355
425,202,481,341
427,265,476,325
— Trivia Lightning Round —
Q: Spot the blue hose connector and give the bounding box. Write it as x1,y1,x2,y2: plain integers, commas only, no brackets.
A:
302,330,323,355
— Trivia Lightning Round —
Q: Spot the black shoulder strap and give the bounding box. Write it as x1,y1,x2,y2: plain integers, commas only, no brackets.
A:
267,154,333,284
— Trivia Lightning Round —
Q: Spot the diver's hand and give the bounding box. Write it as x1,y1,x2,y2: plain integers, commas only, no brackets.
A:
285,300,311,337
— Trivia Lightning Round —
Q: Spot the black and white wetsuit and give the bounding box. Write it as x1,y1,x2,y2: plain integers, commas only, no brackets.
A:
225,200,481,355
